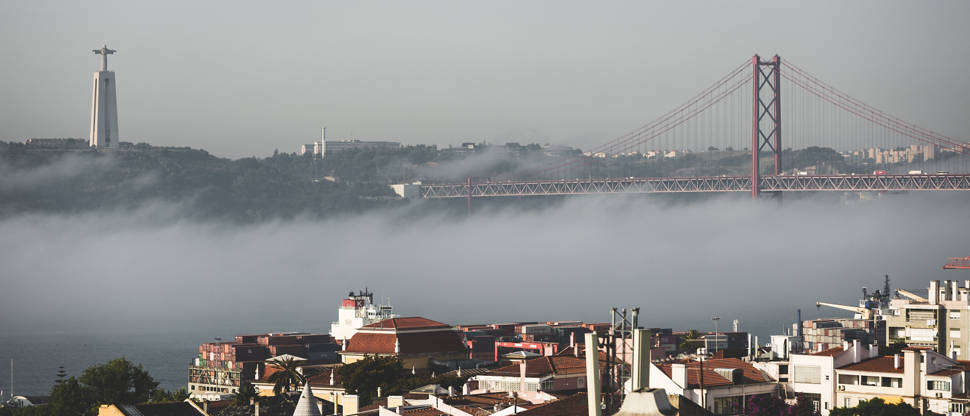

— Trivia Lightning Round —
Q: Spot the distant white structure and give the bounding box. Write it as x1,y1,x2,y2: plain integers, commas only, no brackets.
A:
329,289,396,343
300,127,401,158
89,46,120,149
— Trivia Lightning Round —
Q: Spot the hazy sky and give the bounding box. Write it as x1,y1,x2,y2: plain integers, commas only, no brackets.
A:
1,1,968,158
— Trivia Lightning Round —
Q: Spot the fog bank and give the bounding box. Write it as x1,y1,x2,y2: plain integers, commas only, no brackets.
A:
1,192,968,338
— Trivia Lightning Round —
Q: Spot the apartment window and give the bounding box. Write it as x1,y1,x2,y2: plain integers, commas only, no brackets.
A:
881,377,902,388
951,329,961,339
793,366,821,384
951,310,961,319
838,374,859,385
861,376,879,386
952,403,965,413
927,380,951,391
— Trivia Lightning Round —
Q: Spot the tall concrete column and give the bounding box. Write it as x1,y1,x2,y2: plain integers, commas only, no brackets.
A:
90,46,119,149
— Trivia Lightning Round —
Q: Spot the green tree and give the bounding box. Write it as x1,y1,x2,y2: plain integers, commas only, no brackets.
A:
829,398,920,416
234,382,258,407
55,366,68,386
338,356,410,405
78,357,159,406
48,376,93,416
679,329,704,353
267,357,306,396
149,387,189,403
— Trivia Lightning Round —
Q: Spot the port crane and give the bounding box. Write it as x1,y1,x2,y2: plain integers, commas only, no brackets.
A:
895,289,928,303
815,275,892,320
944,257,970,270
815,301,876,320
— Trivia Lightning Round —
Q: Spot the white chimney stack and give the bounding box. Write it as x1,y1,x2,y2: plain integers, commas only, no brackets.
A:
631,329,651,391
853,340,861,363
894,354,900,369
671,363,688,388
584,332,603,416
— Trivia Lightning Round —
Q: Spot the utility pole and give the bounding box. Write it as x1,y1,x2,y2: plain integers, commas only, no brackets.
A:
712,315,720,355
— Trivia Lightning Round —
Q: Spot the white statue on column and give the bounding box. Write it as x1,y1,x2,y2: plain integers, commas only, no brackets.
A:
89,45,119,149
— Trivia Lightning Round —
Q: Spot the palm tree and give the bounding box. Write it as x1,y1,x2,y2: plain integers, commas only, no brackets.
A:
267,357,306,396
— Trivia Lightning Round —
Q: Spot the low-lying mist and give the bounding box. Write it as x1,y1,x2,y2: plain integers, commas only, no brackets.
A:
1,191,968,339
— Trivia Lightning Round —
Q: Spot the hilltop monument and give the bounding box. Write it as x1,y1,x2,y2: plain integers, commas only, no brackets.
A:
89,45,119,149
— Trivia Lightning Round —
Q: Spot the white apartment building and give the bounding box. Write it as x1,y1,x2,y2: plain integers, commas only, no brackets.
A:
789,340,970,415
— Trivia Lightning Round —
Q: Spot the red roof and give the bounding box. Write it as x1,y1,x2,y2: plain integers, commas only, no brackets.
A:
810,346,845,357
362,317,451,330
839,356,903,374
487,356,589,378
306,368,341,388
344,331,466,354
517,392,587,416
655,358,769,389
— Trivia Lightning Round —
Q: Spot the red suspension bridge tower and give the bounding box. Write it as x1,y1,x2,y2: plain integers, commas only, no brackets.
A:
751,55,782,198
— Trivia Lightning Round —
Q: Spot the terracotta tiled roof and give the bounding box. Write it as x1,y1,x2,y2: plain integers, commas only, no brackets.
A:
554,345,609,362
655,358,769,389
486,356,589,378
118,402,205,416
839,356,904,374
344,331,466,354
810,347,845,357
517,392,587,416
306,368,342,388
363,317,451,330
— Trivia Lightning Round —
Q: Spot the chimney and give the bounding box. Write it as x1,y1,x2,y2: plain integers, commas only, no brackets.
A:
394,338,400,354
671,364,688,388
387,396,404,409
584,332,603,416
519,359,527,393
448,386,454,397
631,329,651,391
748,333,753,360
843,341,849,351
894,354,901,369
930,280,940,304
853,340,861,363
817,343,823,352
570,332,575,349
462,383,469,396
254,401,260,416
377,386,382,398
343,394,359,415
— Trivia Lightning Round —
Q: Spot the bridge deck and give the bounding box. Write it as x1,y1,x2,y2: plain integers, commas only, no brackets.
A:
419,174,970,199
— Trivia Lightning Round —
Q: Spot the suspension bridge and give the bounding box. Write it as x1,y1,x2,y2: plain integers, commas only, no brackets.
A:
412,54,970,200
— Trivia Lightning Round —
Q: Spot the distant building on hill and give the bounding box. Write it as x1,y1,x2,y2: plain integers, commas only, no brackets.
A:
24,138,89,149
299,128,401,158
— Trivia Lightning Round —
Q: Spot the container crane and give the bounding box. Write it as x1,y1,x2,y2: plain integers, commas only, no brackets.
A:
895,289,928,303
944,257,970,270
815,301,875,320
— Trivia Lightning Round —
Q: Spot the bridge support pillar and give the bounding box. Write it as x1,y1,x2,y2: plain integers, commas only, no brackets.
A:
751,54,782,198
